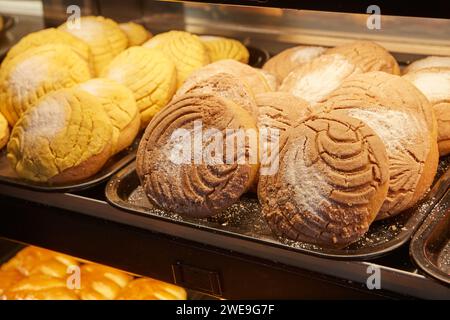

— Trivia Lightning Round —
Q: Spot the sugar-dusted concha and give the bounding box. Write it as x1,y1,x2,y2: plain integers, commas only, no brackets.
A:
119,22,151,46
200,35,249,63
403,56,450,74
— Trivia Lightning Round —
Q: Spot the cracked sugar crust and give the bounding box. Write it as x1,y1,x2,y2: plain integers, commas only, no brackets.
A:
403,56,450,74
178,59,272,96
173,72,258,119
136,93,258,218
263,46,326,82
403,67,450,156
7,88,113,183
258,111,389,248
321,71,439,218
325,40,400,75
200,35,249,64
0,44,91,126
119,22,151,47
279,54,363,105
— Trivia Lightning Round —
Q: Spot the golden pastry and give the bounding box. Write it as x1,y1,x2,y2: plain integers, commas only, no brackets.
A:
77,78,140,154
59,16,128,75
3,274,79,300
263,45,325,82
143,30,210,87
77,264,132,300
0,112,9,150
179,59,271,96
403,56,450,74
325,40,400,75
137,93,259,217
174,72,259,119
101,46,177,128
280,54,362,104
117,278,187,300
403,67,450,156
258,111,390,247
119,22,151,46
321,71,439,219
0,269,24,297
200,35,249,63
0,44,91,126
7,88,113,183
2,28,93,72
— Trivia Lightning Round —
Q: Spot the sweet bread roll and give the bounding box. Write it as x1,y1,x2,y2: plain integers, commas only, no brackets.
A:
179,59,271,96
259,69,278,91
101,46,177,127
258,112,389,247
0,269,24,296
174,72,258,119
2,28,93,72
77,264,132,300
117,278,187,300
0,112,9,150
403,67,450,155
279,54,362,104
3,274,79,300
403,56,450,74
137,93,258,217
321,72,439,219
263,46,325,82
325,40,400,75
1,247,79,279
0,44,91,126
77,78,140,154
119,22,151,46
7,88,113,183
143,31,209,87
200,35,249,63
59,16,128,75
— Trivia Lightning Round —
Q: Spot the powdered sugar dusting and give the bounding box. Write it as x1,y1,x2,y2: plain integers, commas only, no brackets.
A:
9,56,49,92
408,71,450,103
290,46,325,63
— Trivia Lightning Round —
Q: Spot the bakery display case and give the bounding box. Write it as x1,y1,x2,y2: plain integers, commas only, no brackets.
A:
0,0,449,300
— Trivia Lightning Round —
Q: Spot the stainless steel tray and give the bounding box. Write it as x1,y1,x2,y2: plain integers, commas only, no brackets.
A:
106,156,450,260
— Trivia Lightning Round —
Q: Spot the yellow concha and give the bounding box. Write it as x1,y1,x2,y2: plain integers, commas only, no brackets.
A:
7,88,113,183
59,16,128,76
200,36,249,64
0,44,91,126
0,112,9,150
143,30,210,87
119,22,151,46
101,46,177,128
77,78,140,154
2,28,94,73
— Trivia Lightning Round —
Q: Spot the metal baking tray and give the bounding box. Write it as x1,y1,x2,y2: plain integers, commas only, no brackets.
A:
106,156,450,260
0,138,139,193
410,188,450,285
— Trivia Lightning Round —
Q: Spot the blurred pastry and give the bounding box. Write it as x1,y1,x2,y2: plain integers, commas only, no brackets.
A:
200,35,249,63
325,40,400,75
59,16,128,75
179,59,271,96
137,93,258,217
119,22,151,46
143,30,210,87
403,67,450,156
258,111,389,247
259,69,278,91
2,28,93,72
0,269,24,297
280,54,362,104
321,72,439,219
77,78,140,154
77,264,132,300
117,278,187,300
403,56,450,74
0,44,91,126
263,46,325,82
0,112,9,150
3,274,79,300
174,72,258,119
7,88,113,183
101,46,177,127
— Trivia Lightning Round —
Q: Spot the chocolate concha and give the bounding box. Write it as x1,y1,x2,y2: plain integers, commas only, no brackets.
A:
136,93,258,218
258,112,390,248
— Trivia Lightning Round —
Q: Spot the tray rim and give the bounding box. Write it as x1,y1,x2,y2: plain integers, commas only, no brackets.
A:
410,188,450,285
105,160,450,261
